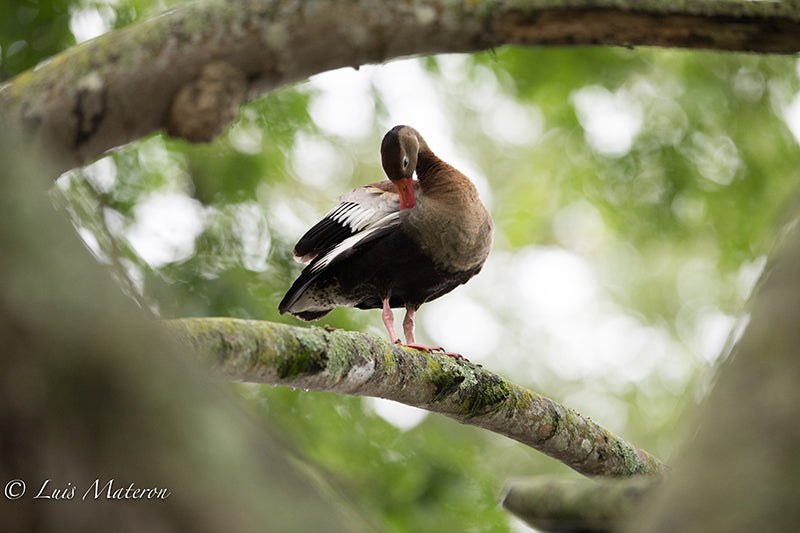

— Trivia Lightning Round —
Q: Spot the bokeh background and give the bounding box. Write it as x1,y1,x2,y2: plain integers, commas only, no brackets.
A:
4,1,800,531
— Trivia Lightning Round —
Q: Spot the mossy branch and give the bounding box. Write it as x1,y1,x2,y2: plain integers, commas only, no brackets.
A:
3,0,800,174
169,317,666,479
502,475,660,532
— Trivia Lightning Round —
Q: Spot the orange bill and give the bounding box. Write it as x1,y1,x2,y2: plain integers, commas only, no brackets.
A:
394,177,416,210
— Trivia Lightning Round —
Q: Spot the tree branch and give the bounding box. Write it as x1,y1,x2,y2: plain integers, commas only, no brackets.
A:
2,0,800,174
169,317,666,479
502,475,659,533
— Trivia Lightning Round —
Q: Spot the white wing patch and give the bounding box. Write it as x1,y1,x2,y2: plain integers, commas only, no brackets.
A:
335,186,400,230
310,211,400,273
292,184,402,267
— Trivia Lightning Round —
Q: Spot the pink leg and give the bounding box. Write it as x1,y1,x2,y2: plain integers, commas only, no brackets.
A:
385,301,468,361
399,306,451,355
382,298,400,344
402,307,417,344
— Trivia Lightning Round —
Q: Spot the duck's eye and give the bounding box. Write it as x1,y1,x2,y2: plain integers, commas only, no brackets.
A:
403,157,409,168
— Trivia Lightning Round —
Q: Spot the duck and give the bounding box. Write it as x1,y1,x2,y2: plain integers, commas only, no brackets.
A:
279,125,493,358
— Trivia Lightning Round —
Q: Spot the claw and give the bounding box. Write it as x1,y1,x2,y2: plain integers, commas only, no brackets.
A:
394,340,469,361
441,351,469,362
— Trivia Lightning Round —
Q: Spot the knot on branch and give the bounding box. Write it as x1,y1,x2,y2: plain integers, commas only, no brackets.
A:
166,61,247,143
74,71,107,148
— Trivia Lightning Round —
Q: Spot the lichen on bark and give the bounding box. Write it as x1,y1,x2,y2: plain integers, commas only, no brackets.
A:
4,0,800,175
168,316,667,478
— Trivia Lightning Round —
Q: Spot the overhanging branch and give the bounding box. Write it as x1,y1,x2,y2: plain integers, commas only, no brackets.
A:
2,0,800,174
169,317,667,479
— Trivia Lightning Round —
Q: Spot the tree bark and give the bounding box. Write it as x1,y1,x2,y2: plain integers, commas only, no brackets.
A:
0,131,365,533
625,217,800,531
2,0,800,175
502,475,659,532
169,317,667,479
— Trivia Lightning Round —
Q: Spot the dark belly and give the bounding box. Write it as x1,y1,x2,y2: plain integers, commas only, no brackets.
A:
321,227,481,310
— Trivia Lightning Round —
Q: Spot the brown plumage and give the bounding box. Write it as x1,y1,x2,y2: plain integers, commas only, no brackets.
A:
279,125,493,357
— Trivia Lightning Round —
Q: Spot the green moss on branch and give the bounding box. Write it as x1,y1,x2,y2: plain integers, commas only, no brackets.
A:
5,0,800,174
168,317,667,479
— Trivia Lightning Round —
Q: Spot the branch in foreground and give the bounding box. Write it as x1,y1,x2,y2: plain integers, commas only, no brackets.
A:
3,0,800,174
169,317,666,479
502,475,659,533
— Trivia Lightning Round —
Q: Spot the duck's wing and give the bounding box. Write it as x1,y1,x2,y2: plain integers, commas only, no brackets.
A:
292,181,403,265
279,182,405,317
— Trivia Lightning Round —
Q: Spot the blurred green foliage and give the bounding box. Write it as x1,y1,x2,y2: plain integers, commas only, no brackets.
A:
465,47,800,323
1,0,72,80
7,1,800,531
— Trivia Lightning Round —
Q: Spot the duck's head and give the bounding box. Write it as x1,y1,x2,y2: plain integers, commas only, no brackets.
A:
381,125,421,210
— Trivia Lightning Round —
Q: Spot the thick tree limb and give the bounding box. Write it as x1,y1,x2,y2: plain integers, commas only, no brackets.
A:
625,219,800,530
169,317,666,479
0,131,364,533
502,475,659,533
2,0,800,174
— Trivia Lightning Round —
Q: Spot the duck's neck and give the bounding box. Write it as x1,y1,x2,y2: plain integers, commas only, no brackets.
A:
416,148,478,201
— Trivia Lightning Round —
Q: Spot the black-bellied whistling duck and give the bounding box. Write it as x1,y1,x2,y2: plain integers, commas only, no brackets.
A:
279,125,493,358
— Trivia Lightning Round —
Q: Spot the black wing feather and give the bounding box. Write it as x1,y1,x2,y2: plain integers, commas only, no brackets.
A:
280,184,402,317
293,203,359,262
278,223,398,315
